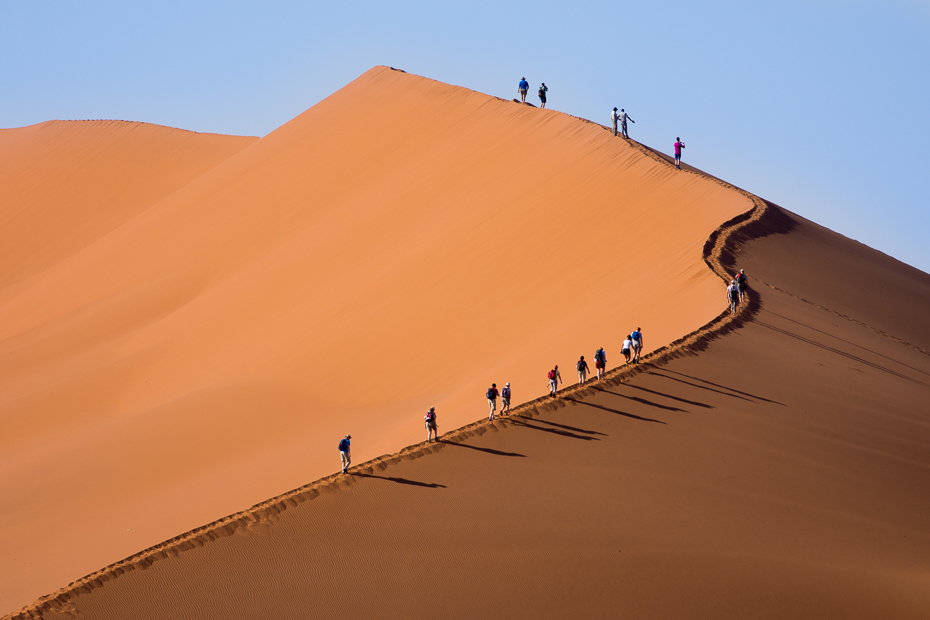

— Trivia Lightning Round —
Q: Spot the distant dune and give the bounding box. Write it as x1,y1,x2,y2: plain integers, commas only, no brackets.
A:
0,120,257,287
0,67,751,612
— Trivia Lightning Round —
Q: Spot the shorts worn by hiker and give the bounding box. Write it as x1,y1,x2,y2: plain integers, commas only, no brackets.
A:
488,398,497,411
578,370,587,381
502,397,510,408
340,451,350,472
595,359,605,369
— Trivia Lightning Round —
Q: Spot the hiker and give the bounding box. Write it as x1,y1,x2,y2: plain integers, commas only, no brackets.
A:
518,77,529,103
630,327,644,363
621,335,633,364
339,434,352,474
735,269,748,301
594,347,607,380
619,109,635,139
538,83,548,108
727,280,740,314
611,107,620,136
501,382,512,414
487,383,499,421
577,355,590,384
674,137,685,169
425,407,438,443
548,365,562,396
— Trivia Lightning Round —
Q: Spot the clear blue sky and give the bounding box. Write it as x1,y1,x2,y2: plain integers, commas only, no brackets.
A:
3,1,928,272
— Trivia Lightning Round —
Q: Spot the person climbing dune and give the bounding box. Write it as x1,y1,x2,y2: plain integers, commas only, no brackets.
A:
674,137,686,169
425,407,438,443
577,355,590,384
621,336,632,365
594,347,607,380
538,83,548,108
735,268,748,302
518,77,529,103
630,327,644,363
487,383,499,421
339,435,352,474
548,365,562,396
501,382,512,414
727,280,740,314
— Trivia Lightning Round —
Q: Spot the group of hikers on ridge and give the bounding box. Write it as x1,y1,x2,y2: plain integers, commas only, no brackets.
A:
516,77,688,168
727,269,749,314
338,268,749,473
338,329,648,473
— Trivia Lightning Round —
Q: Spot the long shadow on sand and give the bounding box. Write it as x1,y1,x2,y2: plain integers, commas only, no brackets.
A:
438,440,526,457
622,384,714,409
595,388,687,412
527,417,607,436
563,397,667,424
353,473,447,488
643,370,755,403
509,418,602,440
654,367,786,405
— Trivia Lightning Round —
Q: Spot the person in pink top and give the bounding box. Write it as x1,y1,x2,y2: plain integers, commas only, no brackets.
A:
674,137,686,169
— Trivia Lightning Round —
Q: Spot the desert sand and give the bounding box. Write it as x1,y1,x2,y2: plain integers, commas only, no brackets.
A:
0,67,752,613
13,199,930,619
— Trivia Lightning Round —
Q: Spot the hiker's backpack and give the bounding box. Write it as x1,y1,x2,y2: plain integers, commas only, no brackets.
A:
595,349,605,362
502,387,511,399
426,410,435,423
548,369,557,380
339,439,349,451
538,87,544,97
729,286,739,300
486,388,495,399
736,273,746,284
577,360,585,371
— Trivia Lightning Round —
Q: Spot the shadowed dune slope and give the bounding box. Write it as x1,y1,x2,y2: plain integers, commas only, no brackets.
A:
0,67,751,612
0,120,257,287
26,206,930,620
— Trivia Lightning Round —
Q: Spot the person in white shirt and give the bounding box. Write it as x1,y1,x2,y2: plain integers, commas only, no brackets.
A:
611,107,620,136
619,109,635,139
621,336,633,365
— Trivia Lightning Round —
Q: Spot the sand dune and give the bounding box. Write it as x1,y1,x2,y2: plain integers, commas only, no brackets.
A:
0,120,257,288
14,201,930,619
0,67,751,613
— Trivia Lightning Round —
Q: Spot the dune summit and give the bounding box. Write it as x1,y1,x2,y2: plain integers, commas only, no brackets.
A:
0,67,751,612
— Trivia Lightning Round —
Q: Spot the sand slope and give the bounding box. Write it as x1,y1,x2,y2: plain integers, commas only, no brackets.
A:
0,67,751,613
18,203,930,619
0,120,257,287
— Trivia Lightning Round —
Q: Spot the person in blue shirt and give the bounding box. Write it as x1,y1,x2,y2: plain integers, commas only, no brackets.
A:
630,328,644,363
518,77,529,103
339,434,351,474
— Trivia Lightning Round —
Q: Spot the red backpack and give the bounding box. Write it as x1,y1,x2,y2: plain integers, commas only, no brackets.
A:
548,369,557,380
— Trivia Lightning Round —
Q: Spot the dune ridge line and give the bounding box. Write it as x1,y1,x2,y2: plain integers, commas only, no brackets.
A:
4,139,778,619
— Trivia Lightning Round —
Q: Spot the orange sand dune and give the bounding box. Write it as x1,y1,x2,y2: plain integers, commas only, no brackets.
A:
0,120,257,287
0,67,751,612
16,203,930,619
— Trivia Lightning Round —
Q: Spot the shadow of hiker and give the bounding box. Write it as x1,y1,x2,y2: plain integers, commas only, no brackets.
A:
438,440,526,457
644,370,755,403
509,419,601,440
596,388,687,412
564,397,667,424
623,384,714,409
524,417,607,436
654,367,786,405
353,473,446,488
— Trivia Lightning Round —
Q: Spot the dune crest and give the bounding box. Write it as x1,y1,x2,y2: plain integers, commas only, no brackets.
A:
0,66,751,612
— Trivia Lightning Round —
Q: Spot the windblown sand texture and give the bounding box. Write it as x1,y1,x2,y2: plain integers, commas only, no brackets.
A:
0,67,752,613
